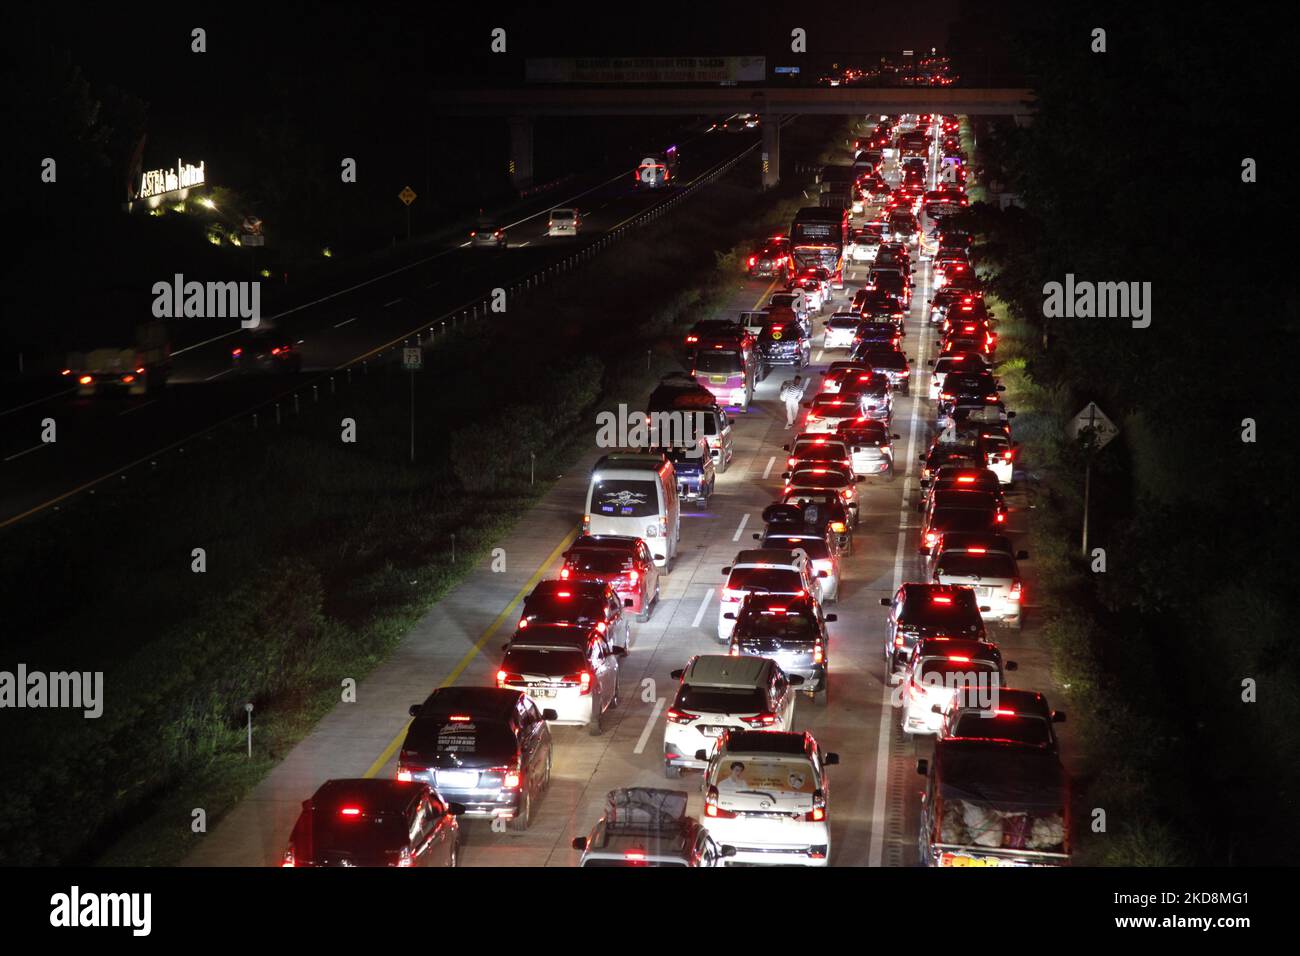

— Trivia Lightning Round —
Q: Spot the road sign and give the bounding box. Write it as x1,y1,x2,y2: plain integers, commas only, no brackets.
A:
1068,402,1118,450
402,347,423,370
398,186,417,206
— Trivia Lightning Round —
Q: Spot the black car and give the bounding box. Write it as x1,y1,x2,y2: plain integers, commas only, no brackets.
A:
283,778,463,867
727,592,835,701
757,317,810,369
653,441,717,508
518,579,632,650
398,687,554,831
747,240,790,278
879,583,987,677
938,371,1005,414
231,330,302,373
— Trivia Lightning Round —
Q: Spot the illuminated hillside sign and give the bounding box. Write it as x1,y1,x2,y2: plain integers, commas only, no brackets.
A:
135,158,206,203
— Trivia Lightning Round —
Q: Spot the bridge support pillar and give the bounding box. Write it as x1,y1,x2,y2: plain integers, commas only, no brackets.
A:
761,114,780,189
508,117,534,190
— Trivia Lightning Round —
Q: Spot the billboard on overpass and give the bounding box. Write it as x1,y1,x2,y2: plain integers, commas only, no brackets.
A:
526,56,766,84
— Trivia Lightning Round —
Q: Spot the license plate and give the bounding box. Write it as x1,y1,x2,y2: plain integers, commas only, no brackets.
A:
437,771,478,789
700,727,724,738
710,375,727,384
530,687,556,698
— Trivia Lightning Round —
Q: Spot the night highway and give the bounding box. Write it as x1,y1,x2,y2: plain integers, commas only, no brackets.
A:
0,0,1290,941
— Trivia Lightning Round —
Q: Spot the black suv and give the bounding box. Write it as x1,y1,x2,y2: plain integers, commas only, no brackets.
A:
231,330,302,374
727,591,835,702
879,582,987,678
518,579,632,650
283,778,463,867
757,317,811,369
398,687,555,831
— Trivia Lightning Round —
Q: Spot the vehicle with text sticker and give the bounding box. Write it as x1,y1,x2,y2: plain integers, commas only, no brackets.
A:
917,738,1070,867
663,655,802,777
652,438,717,507
283,778,463,868
585,453,679,569
397,687,554,831
572,788,733,867
497,624,625,736
701,730,839,866
561,534,661,622
691,344,754,409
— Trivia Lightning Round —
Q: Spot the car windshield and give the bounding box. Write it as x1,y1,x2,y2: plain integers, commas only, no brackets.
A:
676,684,766,713
726,568,804,593
935,553,1017,578
591,480,658,518
953,712,1051,746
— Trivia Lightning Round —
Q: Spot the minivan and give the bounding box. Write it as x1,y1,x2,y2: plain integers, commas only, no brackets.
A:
547,208,580,236
585,453,680,571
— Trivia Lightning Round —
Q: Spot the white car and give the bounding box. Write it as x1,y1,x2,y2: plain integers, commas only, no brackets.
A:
898,637,1014,735
819,363,874,395
663,656,801,777
821,313,861,350
717,549,820,641
930,533,1027,627
702,730,838,866
547,208,581,236
803,394,868,434
497,626,626,736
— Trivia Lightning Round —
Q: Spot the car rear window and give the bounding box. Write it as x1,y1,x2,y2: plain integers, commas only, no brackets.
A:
827,316,860,329
726,567,804,593
676,684,766,713
569,550,633,574
918,658,999,682
869,353,906,370
763,537,830,560
935,553,1017,578
315,812,408,863
694,351,744,374
403,717,518,760
714,757,817,797
953,712,1050,746
903,589,981,625
592,479,659,518
737,611,819,641
551,210,574,220
501,646,587,677
792,469,851,488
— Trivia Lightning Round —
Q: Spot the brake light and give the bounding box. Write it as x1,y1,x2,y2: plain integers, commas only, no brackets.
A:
503,770,521,789
556,590,571,598
967,547,987,554
625,850,647,862
232,348,242,357
931,594,952,604
924,532,939,549
666,708,698,724
813,642,824,665
339,806,363,818
281,847,296,867
497,670,510,686
947,655,972,663
995,512,1006,524
705,786,738,818
560,566,571,580
1009,580,1023,602
685,335,699,344
741,712,779,727
396,768,413,781
577,671,593,695
79,375,93,385
956,476,976,484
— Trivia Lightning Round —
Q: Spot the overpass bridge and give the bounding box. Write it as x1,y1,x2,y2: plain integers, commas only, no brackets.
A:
431,86,1035,189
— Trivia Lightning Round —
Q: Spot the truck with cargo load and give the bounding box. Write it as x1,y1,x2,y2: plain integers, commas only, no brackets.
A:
64,319,171,397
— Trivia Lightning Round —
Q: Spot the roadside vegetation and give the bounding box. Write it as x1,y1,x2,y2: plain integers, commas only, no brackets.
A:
0,117,842,865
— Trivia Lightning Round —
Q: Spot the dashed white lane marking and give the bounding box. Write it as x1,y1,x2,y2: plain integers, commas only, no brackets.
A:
633,697,666,755
731,512,750,542
334,316,359,328
762,455,776,479
3,443,47,462
690,590,713,629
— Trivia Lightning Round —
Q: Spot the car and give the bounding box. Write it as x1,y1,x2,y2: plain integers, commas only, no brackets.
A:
835,419,899,479
861,347,912,395
918,440,983,485
701,730,839,866
654,439,718,506
547,208,581,237
879,582,989,679
928,352,990,399
757,317,811,370
726,591,835,699
756,530,842,603
819,362,879,395
470,217,506,247
782,433,854,473
898,636,1016,735
978,431,1017,485
869,271,912,310
717,549,822,641
747,239,791,278
937,689,1065,753
777,489,856,547
397,687,554,830
851,321,903,354
821,312,862,350
792,271,826,313
921,464,1004,500
768,290,810,323
663,656,803,777
848,224,884,262
572,788,733,866
784,467,862,526
282,778,463,867
802,394,865,433
837,374,894,423
518,579,632,650
938,370,1006,418
560,534,661,622
930,532,1028,628
920,487,1007,554
497,624,625,736
231,330,303,374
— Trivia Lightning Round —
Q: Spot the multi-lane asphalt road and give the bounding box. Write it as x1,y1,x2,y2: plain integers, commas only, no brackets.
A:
0,122,767,529
186,131,1069,867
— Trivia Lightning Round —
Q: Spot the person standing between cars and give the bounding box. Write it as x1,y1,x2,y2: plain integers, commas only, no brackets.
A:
779,374,805,428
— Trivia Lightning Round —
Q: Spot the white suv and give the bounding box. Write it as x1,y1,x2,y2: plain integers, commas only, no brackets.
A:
663,656,802,778
717,549,823,641
702,729,839,866
930,533,1028,628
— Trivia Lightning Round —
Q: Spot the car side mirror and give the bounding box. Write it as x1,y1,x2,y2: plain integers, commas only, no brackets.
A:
723,612,736,620
542,708,559,721
612,646,628,657
825,613,838,622
408,704,422,717
782,445,791,452
752,533,762,541
670,669,685,680
654,554,665,561
1016,550,1029,560
721,566,732,575
879,598,891,607
916,759,929,776
997,384,1006,391
1052,711,1067,723
1007,411,1017,419
719,844,738,858
824,752,840,766
571,836,589,851
448,802,467,816
625,598,635,608
979,605,991,612
931,704,944,715
788,675,806,686
781,472,791,479
1005,660,1018,671
695,749,709,762
502,642,512,651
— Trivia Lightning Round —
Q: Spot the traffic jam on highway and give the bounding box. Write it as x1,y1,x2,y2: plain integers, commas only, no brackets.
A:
286,114,1070,869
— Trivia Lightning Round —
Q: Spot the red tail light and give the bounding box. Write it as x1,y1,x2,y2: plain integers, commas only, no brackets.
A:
705,786,738,818
740,712,778,727
281,847,296,867
628,569,639,585
1009,580,1023,602
666,708,698,724
559,566,571,580
924,532,939,548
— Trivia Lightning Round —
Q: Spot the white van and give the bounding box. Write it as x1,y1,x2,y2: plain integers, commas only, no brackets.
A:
585,453,680,571
548,208,580,237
